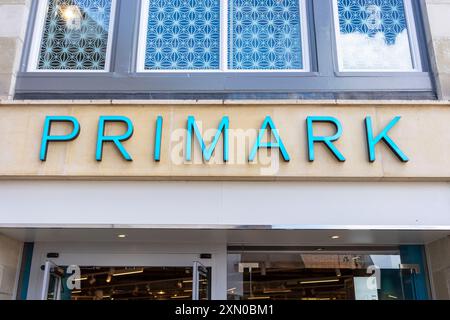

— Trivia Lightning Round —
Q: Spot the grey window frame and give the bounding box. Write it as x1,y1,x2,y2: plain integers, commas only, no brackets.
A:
15,0,435,99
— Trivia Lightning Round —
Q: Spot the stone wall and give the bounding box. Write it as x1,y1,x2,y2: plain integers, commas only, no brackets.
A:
427,236,450,299
0,233,22,300
425,0,450,99
0,0,30,99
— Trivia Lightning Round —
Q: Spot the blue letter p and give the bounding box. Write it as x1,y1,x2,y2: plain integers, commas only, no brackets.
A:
40,116,80,161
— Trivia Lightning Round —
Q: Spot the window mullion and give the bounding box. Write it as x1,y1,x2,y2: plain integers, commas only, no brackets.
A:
221,0,229,71
113,0,138,74
403,0,422,71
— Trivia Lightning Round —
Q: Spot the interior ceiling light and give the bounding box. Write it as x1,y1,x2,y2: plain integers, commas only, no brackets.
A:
331,235,340,240
112,268,144,277
117,234,127,239
263,289,292,294
74,277,88,281
300,279,340,285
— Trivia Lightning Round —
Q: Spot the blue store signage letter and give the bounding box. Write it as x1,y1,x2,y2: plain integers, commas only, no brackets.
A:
249,116,290,162
365,116,409,162
307,116,345,162
186,116,229,162
154,116,163,162
40,116,80,161
96,116,134,161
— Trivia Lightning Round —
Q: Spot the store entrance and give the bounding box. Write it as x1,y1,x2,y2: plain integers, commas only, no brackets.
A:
41,260,211,301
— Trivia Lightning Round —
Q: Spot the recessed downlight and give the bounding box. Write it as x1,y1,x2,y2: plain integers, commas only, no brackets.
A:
331,235,340,240
117,234,127,239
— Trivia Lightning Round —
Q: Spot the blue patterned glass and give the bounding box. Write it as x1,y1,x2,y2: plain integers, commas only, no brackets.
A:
336,0,414,70
338,0,408,44
145,0,220,70
228,0,304,70
38,0,113,70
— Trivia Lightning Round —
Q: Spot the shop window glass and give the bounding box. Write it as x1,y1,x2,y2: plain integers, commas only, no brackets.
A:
140,0,307,72
35,0,114,71
334,0,417,71
228,0,305,70
143,0,221,70
228,251,417,300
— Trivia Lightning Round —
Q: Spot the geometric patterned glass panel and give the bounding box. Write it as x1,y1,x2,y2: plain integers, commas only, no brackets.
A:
144,0,220,70
336,0,414,70
228,0,304,70
37,0,113,70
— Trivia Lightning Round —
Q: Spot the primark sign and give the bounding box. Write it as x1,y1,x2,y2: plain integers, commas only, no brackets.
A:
39,115,409,164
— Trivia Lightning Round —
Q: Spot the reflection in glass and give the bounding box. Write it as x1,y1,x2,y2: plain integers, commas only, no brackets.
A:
228,252,408,300
37,0,113,70
335,0,414,70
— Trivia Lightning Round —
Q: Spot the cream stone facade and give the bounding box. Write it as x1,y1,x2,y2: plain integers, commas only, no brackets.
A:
425,0,450,99
0,0,449,301
0,101,449,180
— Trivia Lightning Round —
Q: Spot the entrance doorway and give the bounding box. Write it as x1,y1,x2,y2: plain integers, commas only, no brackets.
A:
42,263,211,301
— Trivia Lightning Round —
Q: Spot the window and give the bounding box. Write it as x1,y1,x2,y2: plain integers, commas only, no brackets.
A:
333,0,421,71
228,250,419,300
141,0,221,71
17,0,434,99
228,0,307,71
138,0,309,71
28,0,116,71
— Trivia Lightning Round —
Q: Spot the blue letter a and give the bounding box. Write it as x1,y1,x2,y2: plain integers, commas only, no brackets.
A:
249,116,290,162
